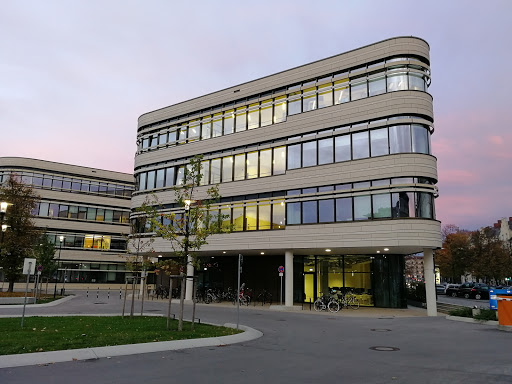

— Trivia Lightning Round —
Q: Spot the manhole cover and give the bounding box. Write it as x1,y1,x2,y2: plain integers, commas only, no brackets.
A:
369,346,400,352
371,329,392,332
378,317,394,320
93,302,107,305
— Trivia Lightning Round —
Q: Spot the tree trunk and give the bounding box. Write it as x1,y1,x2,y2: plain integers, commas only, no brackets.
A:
8,280,14,292
178,274,186,331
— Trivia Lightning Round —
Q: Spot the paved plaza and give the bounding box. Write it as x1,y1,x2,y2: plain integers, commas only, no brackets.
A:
1,291,511,384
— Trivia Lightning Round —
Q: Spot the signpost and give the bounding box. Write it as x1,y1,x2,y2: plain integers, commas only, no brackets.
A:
278,266,284,305
237,254,243,330
21,258,36,327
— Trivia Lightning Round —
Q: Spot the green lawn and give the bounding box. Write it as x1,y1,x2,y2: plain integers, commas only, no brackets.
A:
0,316,241,355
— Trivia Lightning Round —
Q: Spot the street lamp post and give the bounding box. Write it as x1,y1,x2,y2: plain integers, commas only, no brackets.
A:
53,235,64,298
0,201,11,291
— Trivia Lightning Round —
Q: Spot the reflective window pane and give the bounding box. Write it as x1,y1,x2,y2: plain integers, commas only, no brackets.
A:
368,76,386,96
354,195,371,220
334,79,350,104
188,120,199,142
287,202,301,224
224,110,234,135
201,119,211,140
232,206,244,231
372,194,391,218
138,173,147,190
318,138,333,165
222,156,233,182
273,146,286,175
274,96,287,123
303,201,318,224
416,192,433,218
412,125,429,154
352,131,369,159
335,135,351,162
370,128,389,157
389,125,411,154
351,80,368,100
212,114,223,137
234,154,245,181
247,103,260,129
287,144,302,169
235,107,247,132
318,83,333,108
176,166,185,185
155,169,165,188
409,74,426,91
302,87,317,112
165,167,175,187
288,91,301,115
258,204,271,230
387,73,408,92
159,132,167,145
245,205,257,230
336,197,353,221
303,141,317,167
319,199,334,223
210,159,221,183
260,100,273,127
146,171,155,190
260,149,272,177
246,152,258,179
272,201,285,229
200,161,209,185
392,192,415,218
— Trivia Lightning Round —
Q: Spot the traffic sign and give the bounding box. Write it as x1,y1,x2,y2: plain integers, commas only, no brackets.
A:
37,265,43,272
278,266,284,273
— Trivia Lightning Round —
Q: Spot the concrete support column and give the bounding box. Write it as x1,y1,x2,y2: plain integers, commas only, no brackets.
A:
423,248,437,316
185,254,194,301
285,250,294,307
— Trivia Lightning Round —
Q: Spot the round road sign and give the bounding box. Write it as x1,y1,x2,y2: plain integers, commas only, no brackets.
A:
278,266,284,273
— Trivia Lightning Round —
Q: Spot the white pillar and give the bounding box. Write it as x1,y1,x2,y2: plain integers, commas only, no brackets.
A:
423,248,437,316
185,254,194,301
285,250,293,307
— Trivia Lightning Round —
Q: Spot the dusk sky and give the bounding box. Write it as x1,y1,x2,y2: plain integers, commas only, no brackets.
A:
1,1,510,231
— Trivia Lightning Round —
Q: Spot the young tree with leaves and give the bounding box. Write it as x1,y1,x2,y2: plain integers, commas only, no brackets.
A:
436,229,471,283
0,174,41,292
33,233,58,280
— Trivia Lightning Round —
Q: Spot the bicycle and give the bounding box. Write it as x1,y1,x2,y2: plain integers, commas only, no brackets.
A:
257,289,272,306
314,294,340,313
204,288,221,304
338,292,360,310
232,284,251,306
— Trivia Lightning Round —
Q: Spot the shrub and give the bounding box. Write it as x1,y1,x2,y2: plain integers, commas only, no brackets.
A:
449,307,473,318
473,309,497,321
407,282,426,302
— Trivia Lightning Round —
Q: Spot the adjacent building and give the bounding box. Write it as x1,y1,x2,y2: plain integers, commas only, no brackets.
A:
0,157,134,284
131,37,442,312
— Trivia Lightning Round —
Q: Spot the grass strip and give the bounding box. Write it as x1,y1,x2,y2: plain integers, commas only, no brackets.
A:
0,316,241,355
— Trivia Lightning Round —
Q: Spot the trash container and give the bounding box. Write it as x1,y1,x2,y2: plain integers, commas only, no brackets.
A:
497,297,512,326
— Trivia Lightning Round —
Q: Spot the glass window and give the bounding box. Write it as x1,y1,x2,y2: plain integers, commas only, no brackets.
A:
319,199,334,223
392,192,415,218
224,110,235,135
222,156,233,182
288,91,301,115
165,167,175,187
235,107,247,132
62,178,72,190
155,169,165,188
138,173,147,190
318,186,334,192
303,141,317,167
302,187,316,194
52,178,63,189
96,208,105,221
387,72,408,92
353,181,371,189
352,131,369,159
48,203,59,217
354,195,371,220
336,197,353,221
416,192,433,218
273,146,286,175
245,205,257,230
389,125,411,154
287,202,301,224
247,103,260,129
368,76,386,96
179,127,187,141
259,149,272,177
274,96,287,123
334,79,350,104
188,120,199,141
168,130,177,143
42,177,52,188
409,73,426,91
318,138,333,165
246,152,258,179
81,182,89,192
336,183,351,191
302,87,317,112
199,161,209,186
412,125,429,154
232,205,244,231
351,79,368,101
68,206,79,219
372,194,391,218
234,154,245,181
272,201,285,229
113,210,121,223
105,210,114,222
150,135,158,147
212,113,223,137
146,171,155,190
260,100,273,127
335,135,351,162
259,204,271,230
287,144,302,169
38,202,49,217
210,159,221,184
86,207,96,221
370,128,389,157
142,138,149,149
159,132,167,145
220,207,231,231
318,83,333,108
176,166,185,185
303,201,318,224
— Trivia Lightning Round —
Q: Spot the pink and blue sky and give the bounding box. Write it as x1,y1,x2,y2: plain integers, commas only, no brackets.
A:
1,0,510,230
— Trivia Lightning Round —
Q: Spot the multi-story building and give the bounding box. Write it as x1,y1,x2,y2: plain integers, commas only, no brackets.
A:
132,37,442,312
0,157,134,284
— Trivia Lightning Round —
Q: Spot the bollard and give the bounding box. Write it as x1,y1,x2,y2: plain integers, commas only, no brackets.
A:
86,288,89,298
309,298,312,311
120,288,122,300
97,288,99,299
108,288,110,300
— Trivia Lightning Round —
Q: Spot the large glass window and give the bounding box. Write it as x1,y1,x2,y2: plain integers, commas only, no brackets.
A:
259,149,272,177
258,204,271,230
211,159,221,183
288,91,301,115
138,173,147,190
223,110,234,135
336,197,352,221
412,125,429,154
303,141,317,167
318,83,333,108
86,207,96,221
303,201,318,224
176,166,185,185
245,205,257,230
248,103,260,129
168,130,177,143
416,192,433,218
354,195,371,220
372,194,391,218
201,118,211,140
188,120,199,141
288,144,302,169
221,207,231,231
319,199,334,223
273,146,286,175
179,127,187,141
155,169,165,188
235,107,247,132
274,96,287,123
409,73,426,91
335,135,351,162
272,201,285,229
389,125,411,154
392,192,415,218
39,202,49,217
222,156,233,182
232,205,244,231
287,202,301,225
318,138,333,165
165,167,175,187
334,79,349,104
368,75,386,96
212,113,223,138
387,72,408,92
352,131,369,159
234,154,245,181
302,87,317,112
146,171,155,190
159,132,167,145
246,152,258,179
351,79,368,100
370,128,389,157
260,100,273,127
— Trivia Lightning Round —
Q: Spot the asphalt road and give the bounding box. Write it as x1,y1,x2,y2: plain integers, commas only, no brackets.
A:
1,291,511,384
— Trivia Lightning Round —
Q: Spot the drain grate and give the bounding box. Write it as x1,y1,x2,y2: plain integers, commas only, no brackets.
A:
371,328,392,332
369,346,400,352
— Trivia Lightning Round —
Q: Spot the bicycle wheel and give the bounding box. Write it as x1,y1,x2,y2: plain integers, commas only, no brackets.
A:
328,300,340,313
204,294,211,304
349,298,360,310
314,299,323,311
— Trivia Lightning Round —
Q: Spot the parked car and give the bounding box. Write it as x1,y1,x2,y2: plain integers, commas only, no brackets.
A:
436,284,446,294
445,284,460,297
469,284,492,300
458,282,491,299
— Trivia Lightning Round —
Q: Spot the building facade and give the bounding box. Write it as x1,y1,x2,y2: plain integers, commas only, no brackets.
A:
132,37,442,311
0,157,134,284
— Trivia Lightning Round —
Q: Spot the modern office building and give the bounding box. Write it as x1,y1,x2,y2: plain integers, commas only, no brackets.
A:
132,37,442,312
0,157,134,284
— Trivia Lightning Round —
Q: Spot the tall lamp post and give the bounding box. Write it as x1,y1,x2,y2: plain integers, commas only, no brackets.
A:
0,201,11,291
53,235,64,298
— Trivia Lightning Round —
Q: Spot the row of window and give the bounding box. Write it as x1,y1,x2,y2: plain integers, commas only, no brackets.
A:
0,172,134,198
33,201,130,224
138,65,429,151
47,233,127,251
140,191,435,234
136,124,431,191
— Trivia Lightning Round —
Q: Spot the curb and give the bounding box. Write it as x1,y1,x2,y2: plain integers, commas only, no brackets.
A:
0,295,75,309
445,315,499,326
0,322,262,369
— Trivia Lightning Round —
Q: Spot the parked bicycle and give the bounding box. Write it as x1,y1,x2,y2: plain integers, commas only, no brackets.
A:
233,283,251,306
314,294,340,313
204,288,221,304
256,289,273,306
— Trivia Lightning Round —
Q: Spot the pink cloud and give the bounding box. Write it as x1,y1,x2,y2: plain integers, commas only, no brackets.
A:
437,169,478,186
488,135,504,145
